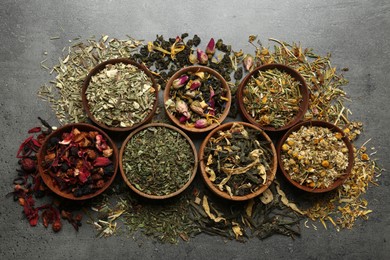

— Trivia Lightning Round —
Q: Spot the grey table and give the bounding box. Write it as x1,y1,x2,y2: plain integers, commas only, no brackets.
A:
1,0,389,259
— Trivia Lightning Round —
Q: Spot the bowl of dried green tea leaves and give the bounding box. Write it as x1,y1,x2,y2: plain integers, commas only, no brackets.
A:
119,123,198,199
199,122,277,201
277,120,354,193
82,58,158,132
237,63,309,132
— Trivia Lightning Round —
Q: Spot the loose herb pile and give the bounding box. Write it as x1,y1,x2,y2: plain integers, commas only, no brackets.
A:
203,123,274,197
8,33,380,242
122,126,194,196
40,127,115,197
242,68,302,128
281,125,349,189
85,62,156,128
165,70,229,129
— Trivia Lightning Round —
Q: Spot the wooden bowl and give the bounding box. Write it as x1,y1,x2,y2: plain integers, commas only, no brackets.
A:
164,65,231,133
277,120,354,193
237,63,309,132
82,58,158,132
119,123,198,199
37,123,118,200
199,122,277,201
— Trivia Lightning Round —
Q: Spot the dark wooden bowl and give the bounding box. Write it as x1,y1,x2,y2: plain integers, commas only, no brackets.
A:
198,122,277,201
277,120,354,193
82,58,158,132
37,123,118,200
119,123,198,199
237,63,309,132
164,65,231,133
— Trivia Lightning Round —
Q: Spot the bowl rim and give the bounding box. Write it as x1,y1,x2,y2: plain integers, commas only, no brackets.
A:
276,120,354,193
37,123,119,200
198,121,277,201
163,65,231,133
119,122,198,200
237,63,310,132
82,58,159,132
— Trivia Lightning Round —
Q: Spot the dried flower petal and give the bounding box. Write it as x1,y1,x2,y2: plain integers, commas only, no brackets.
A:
93,157,112,167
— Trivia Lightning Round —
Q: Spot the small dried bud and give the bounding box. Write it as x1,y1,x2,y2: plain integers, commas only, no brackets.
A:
190,101,205,116
190,80,201,90
52,219,62,232
175,100,189,115
195,118,210,128
206,38,215,57
243,54,254,71
179,115,189,123
189,53,198,64
172,75,189,89
197,48,208,64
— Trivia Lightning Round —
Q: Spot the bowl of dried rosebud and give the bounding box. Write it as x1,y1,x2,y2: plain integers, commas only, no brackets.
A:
37,123,118,200
82,58,158,132
199,122,277,201
277,120,354,193
237,63,309,132
164,65,231,133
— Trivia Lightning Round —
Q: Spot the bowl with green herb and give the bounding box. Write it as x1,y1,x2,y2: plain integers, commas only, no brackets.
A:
277,120,354,193
237,63,309,132
164,65,231,133
119,123,198,199
37,123,118,200
82,58,158,132
199,122,277,201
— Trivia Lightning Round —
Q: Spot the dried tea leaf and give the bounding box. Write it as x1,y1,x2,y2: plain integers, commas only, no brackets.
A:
276,184,305,215
245,199,255,217
259,188,273,204
202,195,225,223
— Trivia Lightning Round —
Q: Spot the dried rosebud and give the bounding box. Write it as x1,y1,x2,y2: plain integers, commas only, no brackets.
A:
206,38,215,57
179,115,189,123
189,53,198,64
172,75,189,89
190,80,201,90
93,157,112,167
190,101,205,116
175,100,189,115
195,118,210,128
197,48,208,64
20,158,36,172
243,54,254,71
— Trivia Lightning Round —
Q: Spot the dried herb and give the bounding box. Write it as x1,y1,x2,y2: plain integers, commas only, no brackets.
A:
40,127,115,197
9,119,83,232
122,126,194,196
242,68,302,128
165,70,229,128
281,125,349,189
85,62,156,127
203,123,274,197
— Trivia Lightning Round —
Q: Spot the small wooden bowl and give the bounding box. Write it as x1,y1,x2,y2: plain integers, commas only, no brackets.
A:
164,65,231,133
199,122,277,201
82,58,158,132
237,63,309,132
277,120,354,193
37,123,118,200
119,123,198,199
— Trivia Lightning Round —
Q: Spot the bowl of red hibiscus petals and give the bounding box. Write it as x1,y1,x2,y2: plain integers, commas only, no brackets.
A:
37,123,118,200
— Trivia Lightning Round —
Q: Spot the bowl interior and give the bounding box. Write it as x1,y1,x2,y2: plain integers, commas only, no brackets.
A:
163,65,231,133
237,63,309,132
82,58,158,132
119,123,198,199
199,122,277,201
37,123,118,200
277,120,354,193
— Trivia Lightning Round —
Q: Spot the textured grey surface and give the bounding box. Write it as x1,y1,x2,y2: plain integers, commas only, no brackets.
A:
1,0,389,259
